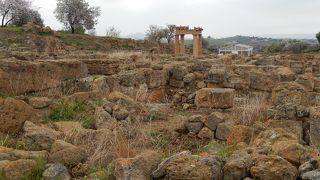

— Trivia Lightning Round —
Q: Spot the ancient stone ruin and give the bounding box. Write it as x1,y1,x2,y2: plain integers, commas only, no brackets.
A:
175,26,203,57
1,26,320,180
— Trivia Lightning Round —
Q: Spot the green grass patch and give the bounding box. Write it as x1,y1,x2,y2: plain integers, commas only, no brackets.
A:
81,116,96,129
48,100,86,121
47,100,97,129
0,26,23,33
56,32,97,48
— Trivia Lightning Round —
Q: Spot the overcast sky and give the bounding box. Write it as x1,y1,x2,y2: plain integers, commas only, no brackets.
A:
32,0,320,38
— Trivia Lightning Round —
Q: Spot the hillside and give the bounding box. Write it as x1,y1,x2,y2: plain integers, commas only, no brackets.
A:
0,26,171,60
186,35,318,52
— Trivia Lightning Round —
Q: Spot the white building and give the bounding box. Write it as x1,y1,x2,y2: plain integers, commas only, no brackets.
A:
219,44,254,56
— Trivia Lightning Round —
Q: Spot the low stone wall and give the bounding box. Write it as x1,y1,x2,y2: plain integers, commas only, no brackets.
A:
81,59,120,75
0,59,88,95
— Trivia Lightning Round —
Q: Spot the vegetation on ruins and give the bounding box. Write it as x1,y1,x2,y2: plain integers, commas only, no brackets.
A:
54,0,101,34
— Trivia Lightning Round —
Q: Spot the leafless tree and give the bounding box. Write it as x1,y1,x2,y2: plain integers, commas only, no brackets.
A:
163,24,175,44
106,26,121,37
54,0,101,34
0,0,31,27
146,25,165,43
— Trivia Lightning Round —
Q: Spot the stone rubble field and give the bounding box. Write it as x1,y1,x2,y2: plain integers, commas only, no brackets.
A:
1,30,320,180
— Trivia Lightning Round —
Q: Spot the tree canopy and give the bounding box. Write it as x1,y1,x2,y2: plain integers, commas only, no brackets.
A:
54,0,101,34
0,0,37,27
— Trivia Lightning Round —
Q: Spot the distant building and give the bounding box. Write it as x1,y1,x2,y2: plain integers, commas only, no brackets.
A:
219,44,253,56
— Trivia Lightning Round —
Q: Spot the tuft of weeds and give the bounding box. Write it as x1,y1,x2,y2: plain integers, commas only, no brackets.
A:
203,141,240,160
47,100,86,121
81,116,96,129
150,130,170,150
0,133,28,150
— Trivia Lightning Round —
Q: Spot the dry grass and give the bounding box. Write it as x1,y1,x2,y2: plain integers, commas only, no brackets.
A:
107,51,144,59
64,118,150,167
233,93,269,126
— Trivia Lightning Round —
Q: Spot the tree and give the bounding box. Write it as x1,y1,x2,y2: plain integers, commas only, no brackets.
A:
106,26,120,37
0,0,31,27
317,32,320,44
11,8,43,26
54,0,101,34
146,25,165,43
163,24,175,44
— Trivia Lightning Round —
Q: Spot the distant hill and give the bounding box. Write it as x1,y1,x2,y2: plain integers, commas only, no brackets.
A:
185,35,318,52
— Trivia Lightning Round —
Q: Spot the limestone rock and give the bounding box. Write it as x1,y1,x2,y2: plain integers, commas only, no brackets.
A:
203,111,225,131
92,76,110,94
224,150,253,180
0,146,48,161
266,120,303,143
253,128,298,149
195,88,235,109
50,140,75,154
53,121,83,134
227,125,253,145
301,169,320,180
183,73,196,83
152,151,192,179
250,155,298,180
110,150,161,180
2,159,37,180
184,115,204,134
309,109,320,146
198,127,214,139
28,97,52,109
43,163,71,180
94,107,116,129
0,98,40,134
49,146,87,167
215,121,234,141
271,82,307,106
23,121,61,151
272,141,310,166
299,159,317,175
207,64,227,83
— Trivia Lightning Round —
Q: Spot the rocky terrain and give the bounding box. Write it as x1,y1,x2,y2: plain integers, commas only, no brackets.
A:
1,26,320,180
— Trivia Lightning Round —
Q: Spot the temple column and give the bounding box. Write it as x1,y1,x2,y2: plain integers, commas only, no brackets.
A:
175,35,180,55
193,34,199,57
198,34,202,56
180,35,185,54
